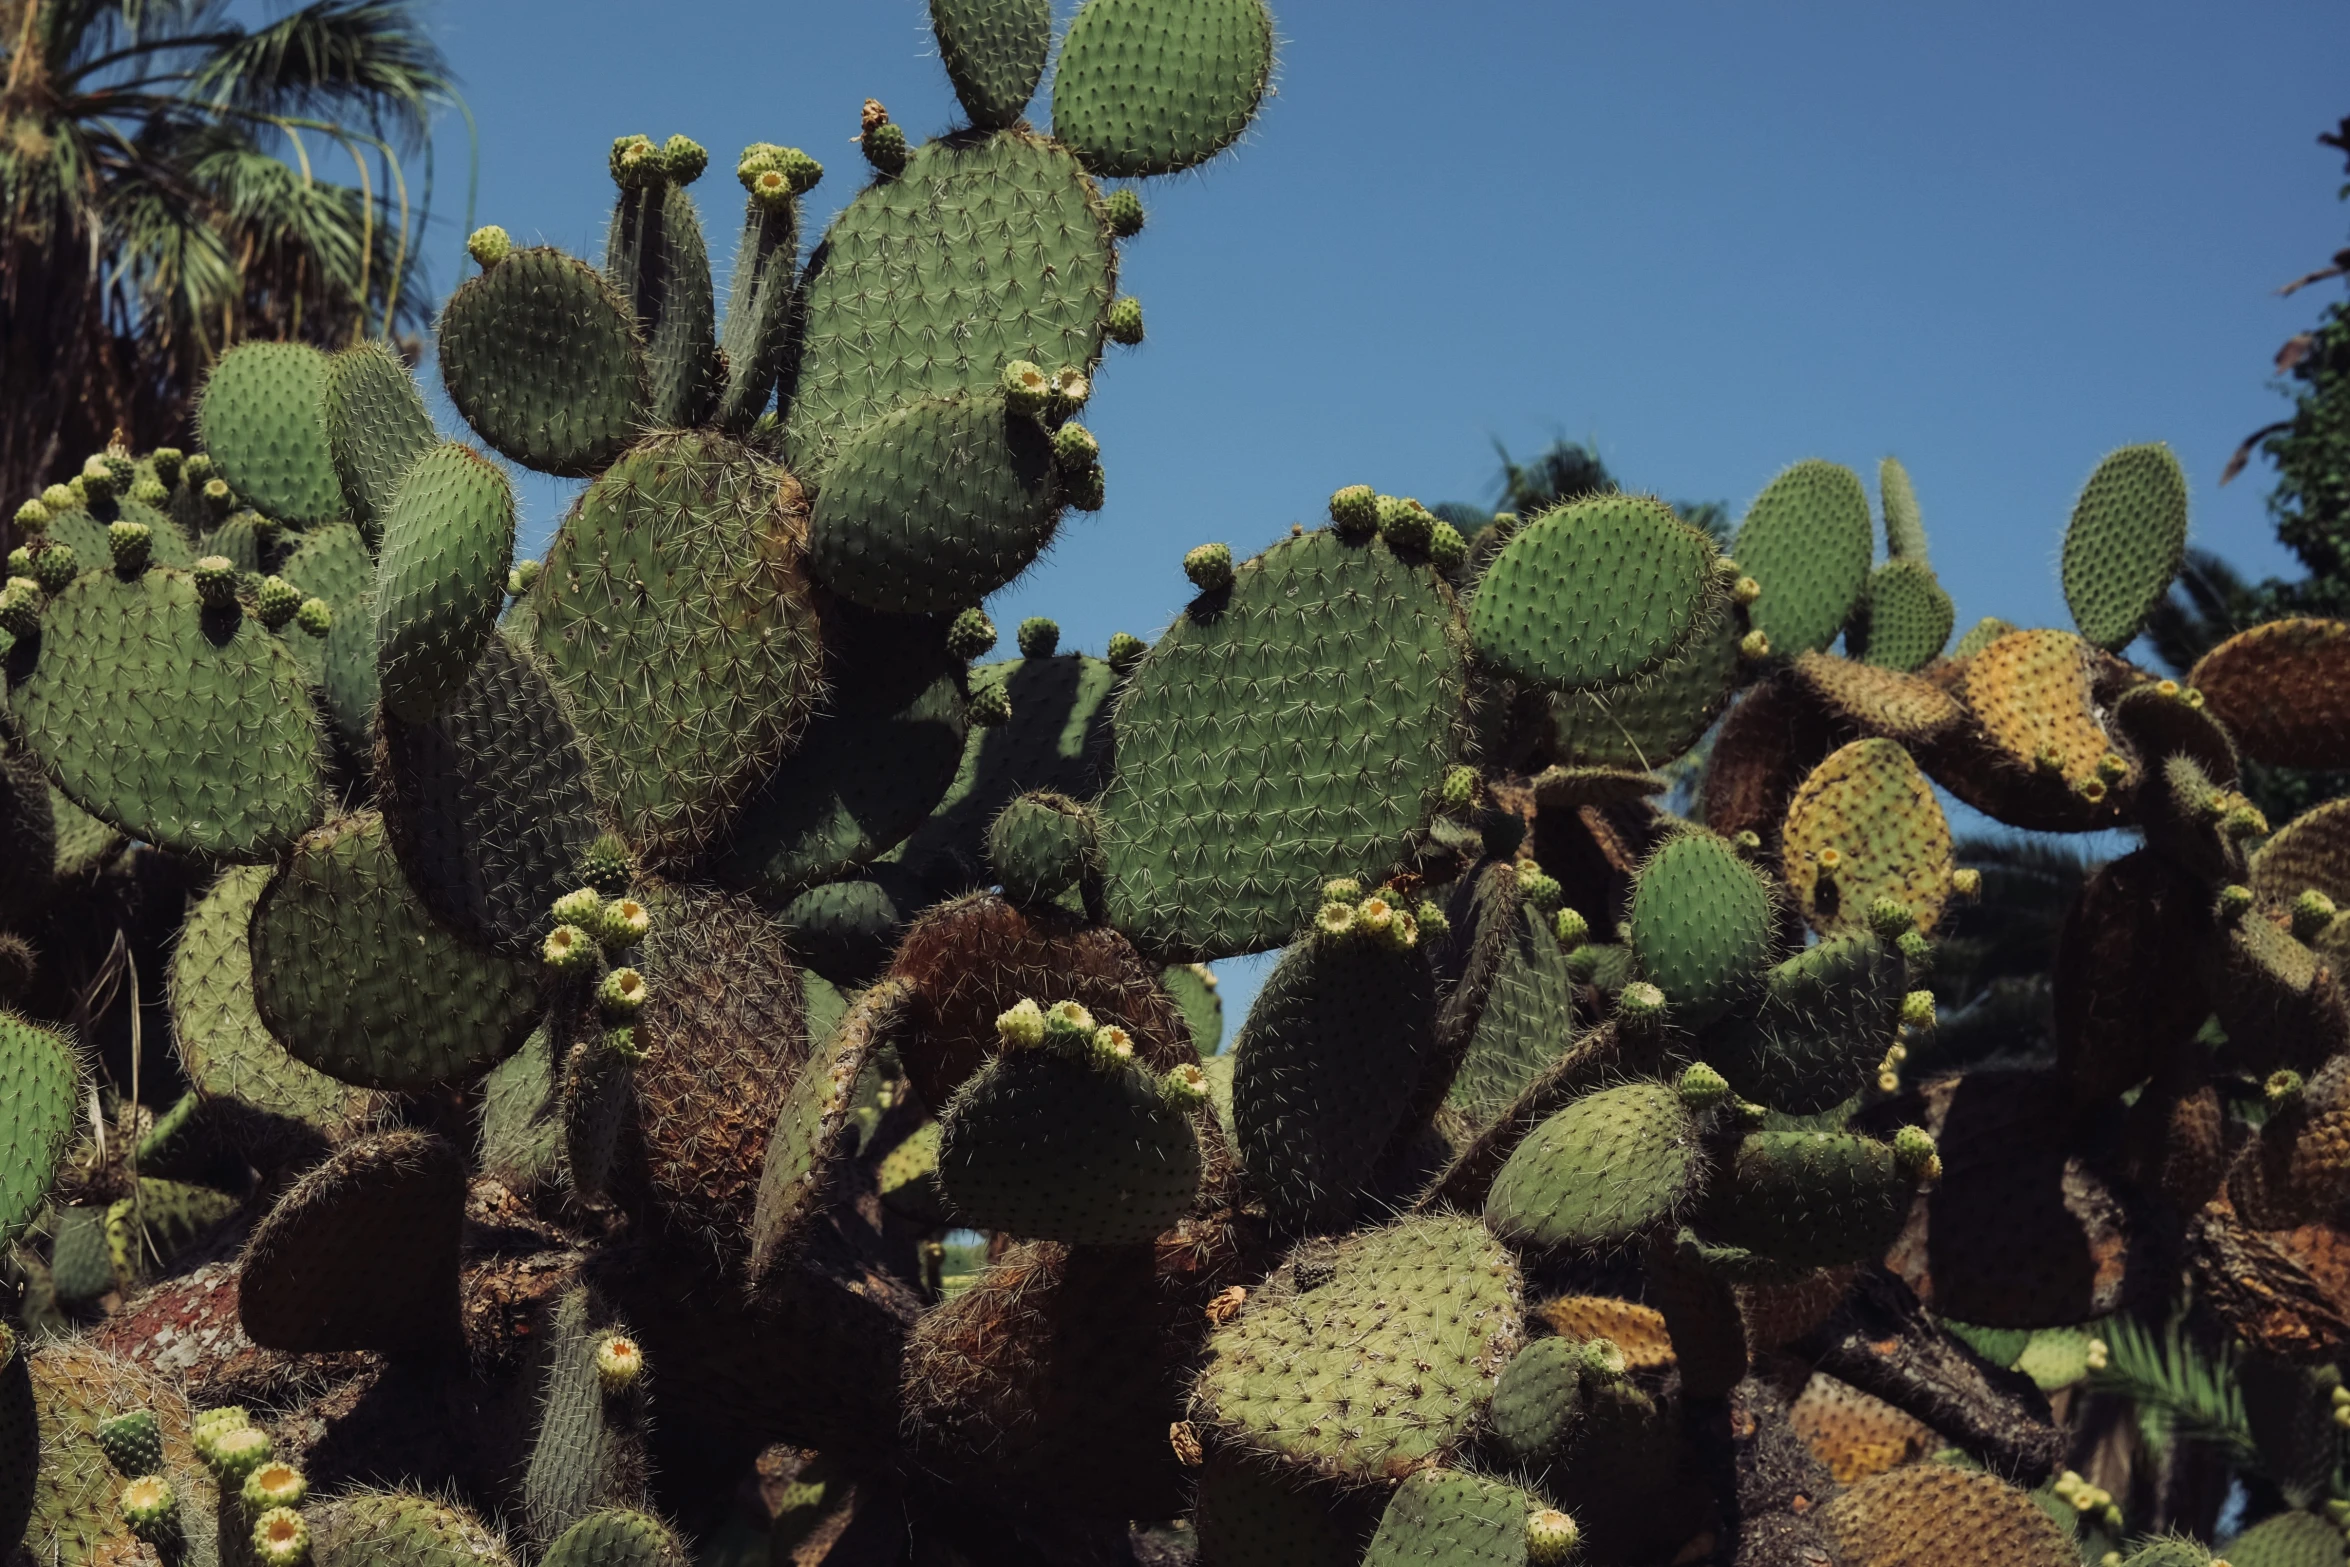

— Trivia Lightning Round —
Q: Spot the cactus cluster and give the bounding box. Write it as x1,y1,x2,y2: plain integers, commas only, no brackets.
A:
3,3,2350,1565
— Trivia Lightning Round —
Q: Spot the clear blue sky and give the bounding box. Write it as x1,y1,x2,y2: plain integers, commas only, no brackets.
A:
408,0,2350,1036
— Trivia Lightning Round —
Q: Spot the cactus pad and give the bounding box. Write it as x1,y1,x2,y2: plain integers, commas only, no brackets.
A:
1051,0,1274,177
8,566,324,860
749,983,901,1276
937,1049,1202,1243
1818,1462,2075,1567
1705,930,1906,1114
438,246,650,476
1484,1081,1700,1253
807,389,1061,613
542,1509,687,1567
1448,899,1578,1127
323,339,437,540
1698,1128,1919,1271
521,1288,650,1539
1469,493,1726,692
238,1129,464,1355
786,130,1113,477
374,441,517,722
1192,1215,1522,1482
1362,1468,1541,1567
197,341,344,526
250,811,541,1089
2188,618,2350,770
1850,558,1956,672
20,1342,219,1567
1628,828,1777,1027
1732,460,1874,657
0,1011,76,1245
1546,609,1741,769
931,0,1052,128
1789,651,1964,744
1781,738,1953,935
526,432,823,859
1880,456,1930,561
2061,443,2188,651
309,1490,516,1567
1941,628,2132,828
1095,528,1465,959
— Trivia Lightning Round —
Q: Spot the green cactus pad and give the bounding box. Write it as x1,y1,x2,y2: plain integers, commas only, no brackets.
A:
808,390,1062,613
250,811,542,1089
1628,828,1777,1028
323,339,437,542
716,171,803,432
932,0,1052,128
1469,492,1725,693
0,1012,77,1246
238,1129,465,1355
1484,1080,1699,1253
19,1341,222,1567
1051,0,1274,177
1781,738,1953,937
1487,1335,1589,1466
1703,931,1906,1114
1232,924,1437,1231
438,246,650,476
1697,1128,1918,1271
2217,1511,2343,1567
169,864,381,1158
1546,608,1741,769
786,130,1113,478
479,1028,565,1192
617,182,719,429
197,341,344,525
1880,456,1931,561
1193,1215,1522,1483
749,983,903,1277
1851,558,1955,672
541,1509,687,1567
526,432,823,859
2061,443,2188,652
890,650,1119,893
1095,528,1465,960
1447,898,1577,1128
522,1288,650,1540
374,441,517,722
937,1049,1202,1243
1163,962,1224,1055
780,871,923,986
309,1490,516,1567
988,790,1099,906
8,567,324,860
1363,1469,1541,1567
1732,459,1874,657
377,633,604,959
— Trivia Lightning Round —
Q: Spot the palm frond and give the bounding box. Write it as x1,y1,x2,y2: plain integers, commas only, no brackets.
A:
189,0,452,149
2088,1316,2262,1476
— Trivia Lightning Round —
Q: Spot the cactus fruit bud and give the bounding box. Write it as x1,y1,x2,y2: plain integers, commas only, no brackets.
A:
1415,898,1450,940
1731,830,1765,858
1090,1024,1136,1065
1868,897,1916,939
1579,1337,1630,1380
1043,998,1098,1047
107,520,151,574
1893,1126,1940,1182
2222,804,2269,840
862,119,909,175
594,1332,644,1394
467,225,511,268
203,477,235,518
1016,617,1060,658
250,1505,310,1566
1105,188,1145,236
129,476,167,507
609,133,662,188
1732,575,1763,606
2267,1068,2306,1106
967,679,1012,726
1168,1419,1204,1466
205,1423,273,1484
1812,846,1844,884
1897,930,1932,969
1317,900,1358,938
255,575,302,630
746,164,795,209
1951,868,1981,900
1328,484,1379,537
1554,907,1590,949
150,447,183,485
1105,296,1144,345
5,546,30,578
1162,1061,1209,1109
1617,981,1667,1024
1066,463,1104,516
595,897,652,950
1678,1061,1732,1111
1516,866,1564,913
0,577,40,636
2292,889,2339,942
79,455,119,502
1429,520,1468,569
97,1410,163,1477
292,597,331,638
2217,884,2256,924
1052,422,1100,469
1047,367,1091,415
572,834,634,897
193,555,238,608
1321,877,1363,902
603,1023,646,1062
543,923,596,972
181,452,216,486
597,967,648,1020
28,541,76,593
1377,495,1434,552
1355,894,1399,944
508,558,541,597
41,483,77,514
1440,764,1479,808
241,1460,307,1515
1525,1508,1581,1566
1106,630,1146,670
12,498,47,533
996,998,1047,1051
2097,751,2130,782
1901,990,1937,1030
738,143,823,195
947,606,998,661
2076,776,2107,804
662,134,708,183
120,1475,180,1546
1184,541,1234,591
1001,360,1050,418
1738,627,1772,661
552,888,604,928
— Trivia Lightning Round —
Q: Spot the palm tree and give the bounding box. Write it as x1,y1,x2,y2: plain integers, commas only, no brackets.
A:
0,0,459,502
